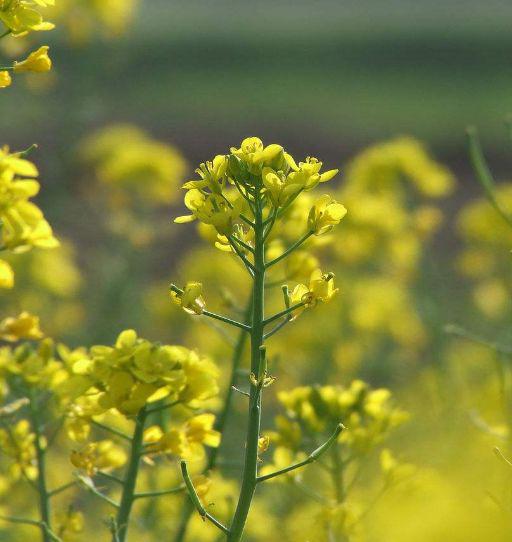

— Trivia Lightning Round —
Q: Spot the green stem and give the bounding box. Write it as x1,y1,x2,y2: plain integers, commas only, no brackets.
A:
331,442,349,542
29,394,51,542
467,127,512,229
228,187,266,542
265,231,313,268
92,420,131,441
332,442,345,503
172,297,252,542
133,485,184,500
180,462,229,534
256,423,344,483
114,407,147,542
263,300,308,327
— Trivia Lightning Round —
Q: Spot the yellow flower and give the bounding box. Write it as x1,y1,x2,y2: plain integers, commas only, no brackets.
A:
0,71,11,88
0,259,14,288
308,194,347,235
170,282,206,315
0,420,38,481
181,413,221,460
70,440,127,475
14,46,52,73
183,154,228,194
144,414,220,460
0,146,58,253
289,283,312,320
258,435,270,455
308,269,338,303
287,156,339,191
55,509,84,539
178,349,219,405
0,0,55,36
0,311,43,342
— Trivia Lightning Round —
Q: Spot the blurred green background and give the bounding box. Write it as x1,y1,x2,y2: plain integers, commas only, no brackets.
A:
5,0,512,155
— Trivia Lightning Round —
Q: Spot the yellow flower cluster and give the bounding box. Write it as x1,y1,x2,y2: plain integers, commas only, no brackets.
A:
61,329,219,417
456,183,512,318
81,124,187,206
0,0,54,88
270,381,408,456
70,439,127,476
0,337,70,391
176,136,344,243
0,0,55,36
0,310,43,341
144,413,220,461
0,419,37,480
0,146,58,287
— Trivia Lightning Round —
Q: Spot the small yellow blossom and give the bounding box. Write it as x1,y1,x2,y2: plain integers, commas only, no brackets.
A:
0,259,14,288
170,282,206,315
0,311,44,342
309,269,338,303
308,194,347,235
14,46,52,73
70,440,127,475
258,435,270,455
0,420,38,480
0,71,11,88
0,0,55,36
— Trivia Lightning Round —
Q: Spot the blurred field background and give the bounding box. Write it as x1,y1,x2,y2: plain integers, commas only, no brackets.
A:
2,0,512,343
3,1,512,541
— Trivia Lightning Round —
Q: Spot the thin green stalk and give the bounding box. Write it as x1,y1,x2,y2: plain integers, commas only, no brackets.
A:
173,296,252,542
114,407,147,542
467,127,512,229
331,443,349,542
228,188,266,542
181,462,229,534
265,231,313,269
332,443,345,503
29,394,51,542
256,423,344,483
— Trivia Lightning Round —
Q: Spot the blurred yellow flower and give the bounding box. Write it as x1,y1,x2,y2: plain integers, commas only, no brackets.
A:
0,70,11,88
71,439,127,475
14,45,52,73
0,311,43,341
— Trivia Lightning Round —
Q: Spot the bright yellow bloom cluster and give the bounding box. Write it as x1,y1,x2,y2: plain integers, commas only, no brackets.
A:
81,124,187,206
175,136,342,243
61,329,219,417
144,413,221,461
270,381,408,455
0,146,58,287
